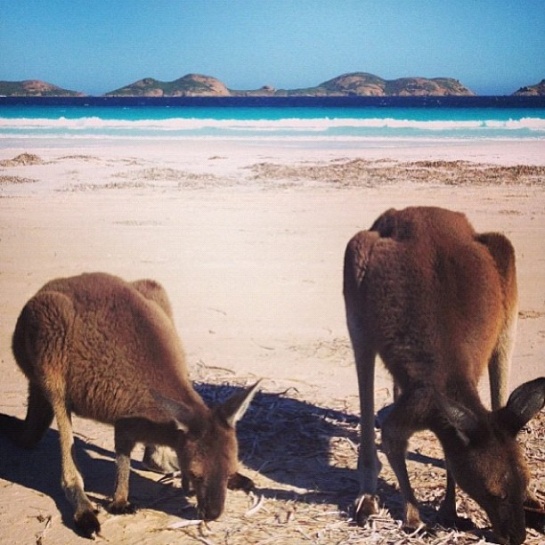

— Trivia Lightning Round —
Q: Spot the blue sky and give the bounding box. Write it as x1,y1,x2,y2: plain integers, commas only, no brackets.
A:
1,0,544,95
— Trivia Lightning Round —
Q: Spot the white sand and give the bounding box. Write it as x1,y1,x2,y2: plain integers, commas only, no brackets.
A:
0,138,544,544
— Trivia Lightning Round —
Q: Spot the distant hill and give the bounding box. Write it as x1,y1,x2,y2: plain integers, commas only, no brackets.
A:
106,72,474,97
0,80,85,97
279,72,474,97
513,79,545,96
105,74,230,97
0,72,499,97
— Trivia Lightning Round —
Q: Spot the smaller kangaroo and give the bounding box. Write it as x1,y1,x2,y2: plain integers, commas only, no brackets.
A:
343,207,545,545
1,272,259,538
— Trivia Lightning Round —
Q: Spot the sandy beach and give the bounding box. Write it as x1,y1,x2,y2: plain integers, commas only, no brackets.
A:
1,138,544,544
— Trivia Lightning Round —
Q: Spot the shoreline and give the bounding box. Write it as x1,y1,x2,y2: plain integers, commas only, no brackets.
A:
1,136,545,164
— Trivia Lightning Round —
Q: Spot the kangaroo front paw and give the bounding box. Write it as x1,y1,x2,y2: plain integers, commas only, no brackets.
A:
353,494,379,526
525,505,545,533
74,508,101,539
228,472,255,493
402,521,435,538
107,500,138,515
436,510,474,531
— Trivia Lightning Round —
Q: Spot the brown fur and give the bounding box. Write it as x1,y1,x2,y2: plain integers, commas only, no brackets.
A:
2,272,259,538
343,207,545,545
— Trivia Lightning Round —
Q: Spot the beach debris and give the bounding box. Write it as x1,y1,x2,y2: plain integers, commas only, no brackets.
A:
244,492,265,517
0,175,37,185
0,153,44,167
35,515,52,545
177,378,545,545
166,519,204,530
247,158,545,188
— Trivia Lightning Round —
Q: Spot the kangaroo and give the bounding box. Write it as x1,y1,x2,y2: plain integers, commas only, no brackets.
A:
343,206,545,545
1,272,260,538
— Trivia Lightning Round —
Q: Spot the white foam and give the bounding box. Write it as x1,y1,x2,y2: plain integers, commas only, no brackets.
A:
1,116,545,132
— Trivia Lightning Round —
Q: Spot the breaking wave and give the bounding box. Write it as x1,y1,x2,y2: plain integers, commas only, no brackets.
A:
1,102,545,142
2,116,545,130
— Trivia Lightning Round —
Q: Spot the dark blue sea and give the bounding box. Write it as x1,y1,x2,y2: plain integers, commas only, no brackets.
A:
1,96,544,143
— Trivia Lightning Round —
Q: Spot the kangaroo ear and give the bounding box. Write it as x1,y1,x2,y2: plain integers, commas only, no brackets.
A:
498,377,545,436
436,395,482,446
150,390,197,433
218,380,261,428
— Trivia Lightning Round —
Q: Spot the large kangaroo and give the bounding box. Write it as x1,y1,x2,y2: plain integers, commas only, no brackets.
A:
1,272,259,538
343,206,545,545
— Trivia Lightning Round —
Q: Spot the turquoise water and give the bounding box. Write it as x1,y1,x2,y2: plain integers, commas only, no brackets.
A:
1,98,545,142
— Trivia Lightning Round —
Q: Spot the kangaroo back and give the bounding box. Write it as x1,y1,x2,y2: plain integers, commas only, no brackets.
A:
27,273,198,423
350,207,506,392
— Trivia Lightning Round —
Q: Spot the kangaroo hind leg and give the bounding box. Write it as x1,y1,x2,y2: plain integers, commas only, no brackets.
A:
488,311,516,410
351,335,382,526
343,230,383,525
19,291,101,538
477,232,517,410
51,398,100,538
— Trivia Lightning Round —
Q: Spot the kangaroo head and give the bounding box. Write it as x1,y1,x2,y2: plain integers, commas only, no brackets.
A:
439,377,545,545
154,382,260,521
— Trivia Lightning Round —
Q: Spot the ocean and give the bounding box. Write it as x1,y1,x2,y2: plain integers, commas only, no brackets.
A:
1,96,545,144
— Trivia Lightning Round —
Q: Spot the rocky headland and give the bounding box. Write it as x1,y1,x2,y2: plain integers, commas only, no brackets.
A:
1,73,544,97
513,79,545,96
0,80,84,97
106,72,475,97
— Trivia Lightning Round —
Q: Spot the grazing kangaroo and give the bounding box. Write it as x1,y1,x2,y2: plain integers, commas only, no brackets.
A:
1,272,260,538
343,206,545,545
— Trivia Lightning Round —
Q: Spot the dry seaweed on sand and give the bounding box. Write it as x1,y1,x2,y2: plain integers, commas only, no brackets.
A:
0,153,44,167
168,378,545,545
0,175,37,186
112,167,236,189
247,158,545,188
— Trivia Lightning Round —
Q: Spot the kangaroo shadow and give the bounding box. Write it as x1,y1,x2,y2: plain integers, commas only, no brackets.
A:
195,382,446,523
0,382,447,534
0,418,191,534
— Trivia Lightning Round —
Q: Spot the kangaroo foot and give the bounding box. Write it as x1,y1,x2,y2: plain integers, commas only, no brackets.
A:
525,505,545,533
74,508,101,539
228,472,255,493
402,502,432,535
437,511,474,531
107,500,137,515
437,502,474,531
402,521,436,538
353,493,379,526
